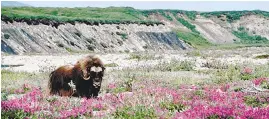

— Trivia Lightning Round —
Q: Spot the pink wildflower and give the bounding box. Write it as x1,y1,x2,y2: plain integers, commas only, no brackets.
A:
242,67,252,74
253,77,269,86
108,83,116,89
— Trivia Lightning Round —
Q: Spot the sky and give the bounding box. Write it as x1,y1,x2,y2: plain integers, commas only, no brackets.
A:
19,1,269,12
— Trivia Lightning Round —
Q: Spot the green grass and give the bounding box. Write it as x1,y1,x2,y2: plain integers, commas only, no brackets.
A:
176,18,200,34
1,70,49,93
2,7,141,21
1,7,198,26
1,7,163,25
154,10,173,21
186,50,201,57
174,30,212,49
2,7,268,26
141,10,197,20
209,43,269,50
1,70,33,80
232,30,269,44
212,64,269,84
213,65,241,84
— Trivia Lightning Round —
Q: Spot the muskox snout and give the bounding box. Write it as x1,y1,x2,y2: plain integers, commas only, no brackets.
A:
93,77,101,82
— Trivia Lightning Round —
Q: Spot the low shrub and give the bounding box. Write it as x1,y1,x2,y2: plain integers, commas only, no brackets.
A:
129,53,156,61
113,106,157,119
213,65,241,84
240,67,254,80
255,54,269,59
202,60,228,69
1,110,32,119
160,101,186,113
244,96,269,107
158,60,194,71
104,63,119,67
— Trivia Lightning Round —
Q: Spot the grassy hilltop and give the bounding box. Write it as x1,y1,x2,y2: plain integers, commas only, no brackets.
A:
2,7,269,25
1,7,164,25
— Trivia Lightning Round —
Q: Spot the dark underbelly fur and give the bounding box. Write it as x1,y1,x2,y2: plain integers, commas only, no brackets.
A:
75,79,101,98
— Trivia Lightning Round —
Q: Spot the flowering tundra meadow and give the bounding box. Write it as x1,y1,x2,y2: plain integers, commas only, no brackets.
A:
1,47,269,118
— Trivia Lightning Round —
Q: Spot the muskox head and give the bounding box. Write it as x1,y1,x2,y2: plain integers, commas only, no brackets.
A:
77,55,105,82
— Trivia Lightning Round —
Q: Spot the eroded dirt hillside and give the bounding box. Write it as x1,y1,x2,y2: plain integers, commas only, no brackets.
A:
231,15,269,39
149,13,269,44
1,21,189,54
192,15,239,44
1,9,269,55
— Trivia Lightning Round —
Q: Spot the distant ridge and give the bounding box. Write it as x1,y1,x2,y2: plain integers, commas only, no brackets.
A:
1,1,31,7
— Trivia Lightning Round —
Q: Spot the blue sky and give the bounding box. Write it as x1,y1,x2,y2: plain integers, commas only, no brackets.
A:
20,1,269,11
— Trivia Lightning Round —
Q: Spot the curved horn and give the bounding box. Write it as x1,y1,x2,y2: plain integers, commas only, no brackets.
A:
82,68,90,80
83,75,90,80
78,57,92,81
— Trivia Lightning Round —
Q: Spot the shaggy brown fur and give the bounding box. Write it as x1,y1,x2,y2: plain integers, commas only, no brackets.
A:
48,65,75,96
48,55,105,98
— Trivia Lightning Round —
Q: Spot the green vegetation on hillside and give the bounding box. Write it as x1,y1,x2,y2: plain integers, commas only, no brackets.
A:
2,7,268,26
158,10,173,21
176,18,200,34
141,9,200,34
232,27,268,44
201,10,269,22
141,10,197,20
1,7,140,20
1,7,163,25
210,44,269,50
174,30,212,49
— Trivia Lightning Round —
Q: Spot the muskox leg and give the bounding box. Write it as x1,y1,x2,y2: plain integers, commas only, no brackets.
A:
85,85,93,99
92,85,101,98
75,79,93,99
72,91,79,97
49,71,63,95
92,81,101,98
59,89,73,97
59,79,73,96
92,89,99,98
49,71,73,96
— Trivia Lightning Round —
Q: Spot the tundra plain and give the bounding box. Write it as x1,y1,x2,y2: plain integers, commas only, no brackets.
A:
2,47,269,118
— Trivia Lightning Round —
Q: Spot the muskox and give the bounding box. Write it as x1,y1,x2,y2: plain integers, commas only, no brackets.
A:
48,55,105,98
